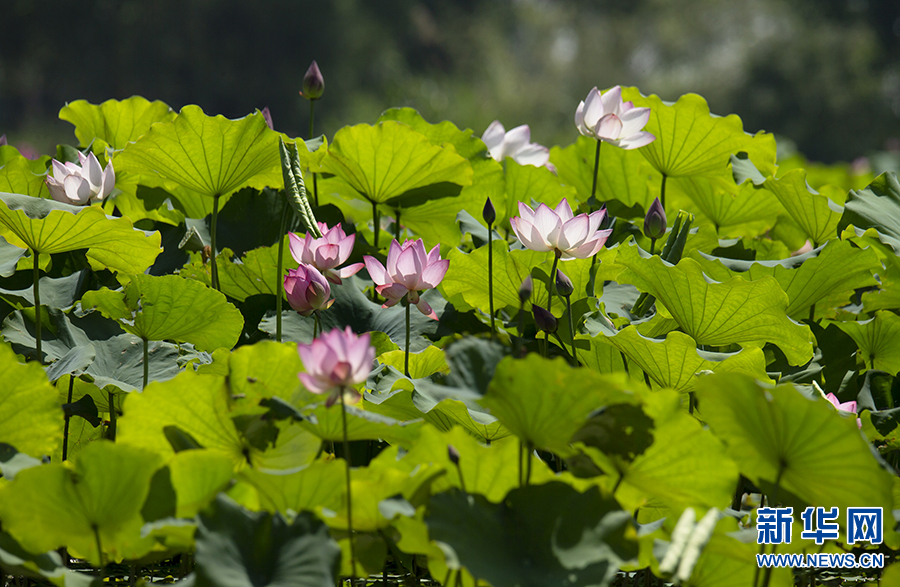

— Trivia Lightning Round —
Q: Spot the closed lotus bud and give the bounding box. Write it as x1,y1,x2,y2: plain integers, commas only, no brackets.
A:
0,134,6,146
302,60,325,100
533,304,558,334
447,444,460,466
261,106,274,131
519,276,533,304
555,269,574,297
482,197,496,226
643,197,666,240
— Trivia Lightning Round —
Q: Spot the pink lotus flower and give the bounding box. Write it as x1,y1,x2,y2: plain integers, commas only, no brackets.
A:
510,200,612,259
482,121,550,167
363,239,449,320
45,151,115,205
297,326,374,406
289,222,364,285
825,393,862,429
575,86,656,150
284,264,334,316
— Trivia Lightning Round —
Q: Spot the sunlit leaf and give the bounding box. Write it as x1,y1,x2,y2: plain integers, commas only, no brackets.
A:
830,311,900,374
59,97,176,150
0,342,61,459
838,171,900,254
763,169,842,247
0,147,50,199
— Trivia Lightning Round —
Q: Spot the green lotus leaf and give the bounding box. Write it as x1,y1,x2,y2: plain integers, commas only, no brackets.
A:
0,148,50,199
592,327,771,392
838,171,900,254
117,370,248,468
763,169,843,247
221,340,306,413
180,237,294,302
107,185,185,226
503,161,578,224
668,171,780,237
615,245,814,365
168,450,235,518
300,404,422,448
378,346,448,379
320,121,473,206
550,135,657,212
426,483,637,587
862,261,900,312
0,529,97,587
115,105,282,218
0,441,162,566
240,459,344,517
422,398,510,443
81,274,243,351
191,495,340,587
0,342,61,459
59,96,175,150
696,374,894,516
481,355,639,456
0,192,161,273
583,390,739,514
830,311,900,373
441,240,531,314
621,89,776,178
692,239,881,319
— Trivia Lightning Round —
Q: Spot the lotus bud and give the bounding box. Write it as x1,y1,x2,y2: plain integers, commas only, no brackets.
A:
643,198,667,240
555,269,574,298
519,276,533,304
302,60,325,100
447,445,460,466
0,134,6,146
482,197,496,226
261,107,274,131
533,304,558,334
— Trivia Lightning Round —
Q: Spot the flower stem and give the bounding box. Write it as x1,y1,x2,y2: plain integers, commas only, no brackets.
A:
395,209,402,241
590,139,602,203
142,337,149,390
650,237,656,256
275,202,291,343
565,295,577,365
62,375,74,461
517,301,525,356
32,249,41,362
524,442,533,485
92,524,105,581
313,311,320,339
339,388,357,580
210,194,221,291
308,99,315,141
404,300,411,377
547,252,560,313
660,173,668,212
372,201,381,250
488,222,495,340
107,391,116,441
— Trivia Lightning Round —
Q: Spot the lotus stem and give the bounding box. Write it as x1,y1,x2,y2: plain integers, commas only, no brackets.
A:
488,223,495,340
143,337,149,390
372,201,381,250
650,237,656,256
308,99,315,142
32,248,41,362
210,193,221,291
404,300,411,377
395,209,402,241
313,311,320,339
275,201,291,343
564,295,577,365
108,391,116,441
590,139,601,203
62,375,74,461
518,441,524,487
547,252,560,313
524,442,533,485
339,388,357,580
92,524,104,581
517,301,525,356
754,466,785,587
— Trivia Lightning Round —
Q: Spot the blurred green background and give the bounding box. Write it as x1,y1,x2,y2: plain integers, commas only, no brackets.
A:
1,0,899,163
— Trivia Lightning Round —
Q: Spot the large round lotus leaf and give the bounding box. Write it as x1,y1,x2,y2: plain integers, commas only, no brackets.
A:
0,342,62,459
115,106,282,218
168,450,235,518
620,89,776,178
0,441,162,566
763,169,843,247
668,171,780,237
502,161,578,225
299,404,422,448
696,374,894,517
191,495,340,587
615,245,814,365
481,355,639,456
240,459,345,518
838,172,900,254
426,483,637,587
59,97,175,150
830,310,900,374
319,121,473,206
692,238,881,320
0,192,161,274
81,274,243,351
551,135,656,211
0,147,50,199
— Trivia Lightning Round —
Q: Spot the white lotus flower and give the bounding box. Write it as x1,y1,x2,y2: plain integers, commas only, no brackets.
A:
575,86,656,149
481,121,550,167
45,151,115,205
